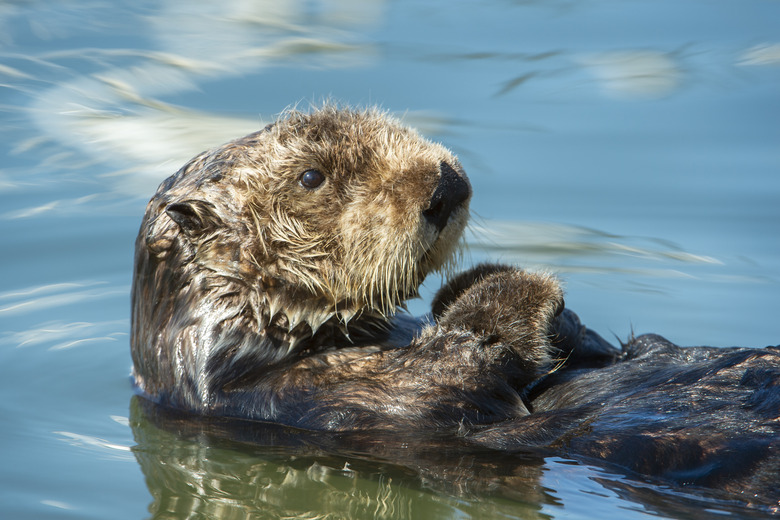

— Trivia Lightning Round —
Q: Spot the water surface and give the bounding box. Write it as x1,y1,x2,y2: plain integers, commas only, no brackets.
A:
1,1,778,518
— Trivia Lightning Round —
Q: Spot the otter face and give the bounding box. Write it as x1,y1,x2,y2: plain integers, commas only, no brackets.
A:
137,107,470,347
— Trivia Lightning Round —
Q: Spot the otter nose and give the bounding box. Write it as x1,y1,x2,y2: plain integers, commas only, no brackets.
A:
423,161,471,232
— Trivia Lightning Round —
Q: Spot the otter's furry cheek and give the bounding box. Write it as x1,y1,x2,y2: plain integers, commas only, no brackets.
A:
336,200,431,307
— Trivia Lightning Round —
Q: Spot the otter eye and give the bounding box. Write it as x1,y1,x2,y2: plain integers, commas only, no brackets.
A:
299,169,325,190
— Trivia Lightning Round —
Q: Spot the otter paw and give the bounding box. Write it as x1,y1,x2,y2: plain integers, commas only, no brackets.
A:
432,263,518,318
437,268,564,376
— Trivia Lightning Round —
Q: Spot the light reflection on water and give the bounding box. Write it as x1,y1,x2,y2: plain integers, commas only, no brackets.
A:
0,0,778,519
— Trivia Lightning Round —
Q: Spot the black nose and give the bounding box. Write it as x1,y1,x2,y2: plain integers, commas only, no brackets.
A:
423,162,471,232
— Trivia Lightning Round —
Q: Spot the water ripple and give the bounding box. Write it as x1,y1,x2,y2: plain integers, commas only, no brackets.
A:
468,221,720,265
2,319,127,351
0,281,128,317
54,430,134,460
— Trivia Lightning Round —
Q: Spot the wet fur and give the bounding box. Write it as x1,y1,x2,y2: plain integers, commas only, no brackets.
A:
132,106,779,506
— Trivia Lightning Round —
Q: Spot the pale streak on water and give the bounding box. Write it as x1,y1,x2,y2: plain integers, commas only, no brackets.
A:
0,282,128,318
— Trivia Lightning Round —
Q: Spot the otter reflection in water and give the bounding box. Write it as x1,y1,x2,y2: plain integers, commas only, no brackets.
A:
131,106,779,509
130,397,774,519
130,397,554,519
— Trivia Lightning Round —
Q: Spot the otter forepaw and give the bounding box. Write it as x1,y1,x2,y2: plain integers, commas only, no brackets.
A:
432,263,518,318
437,267,564,379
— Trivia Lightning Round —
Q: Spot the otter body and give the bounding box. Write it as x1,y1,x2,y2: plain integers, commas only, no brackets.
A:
132,106,778,505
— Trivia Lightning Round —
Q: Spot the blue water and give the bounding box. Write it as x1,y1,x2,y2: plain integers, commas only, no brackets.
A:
1,1,778,518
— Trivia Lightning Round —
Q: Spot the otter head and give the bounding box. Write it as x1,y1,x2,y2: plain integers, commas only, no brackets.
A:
131,106,470,404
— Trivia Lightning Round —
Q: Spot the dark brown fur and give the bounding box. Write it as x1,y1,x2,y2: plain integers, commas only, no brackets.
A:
132,106,779,507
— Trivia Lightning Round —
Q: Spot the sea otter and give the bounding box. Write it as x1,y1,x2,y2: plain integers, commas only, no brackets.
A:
131,106,779,505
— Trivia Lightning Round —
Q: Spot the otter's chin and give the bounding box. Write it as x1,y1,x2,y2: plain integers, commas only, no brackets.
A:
423,206,469,274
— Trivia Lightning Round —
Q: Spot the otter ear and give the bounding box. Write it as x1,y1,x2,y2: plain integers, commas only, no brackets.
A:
166,200,220,238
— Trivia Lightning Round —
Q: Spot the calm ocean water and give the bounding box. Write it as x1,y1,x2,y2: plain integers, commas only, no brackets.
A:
1,1,778,518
